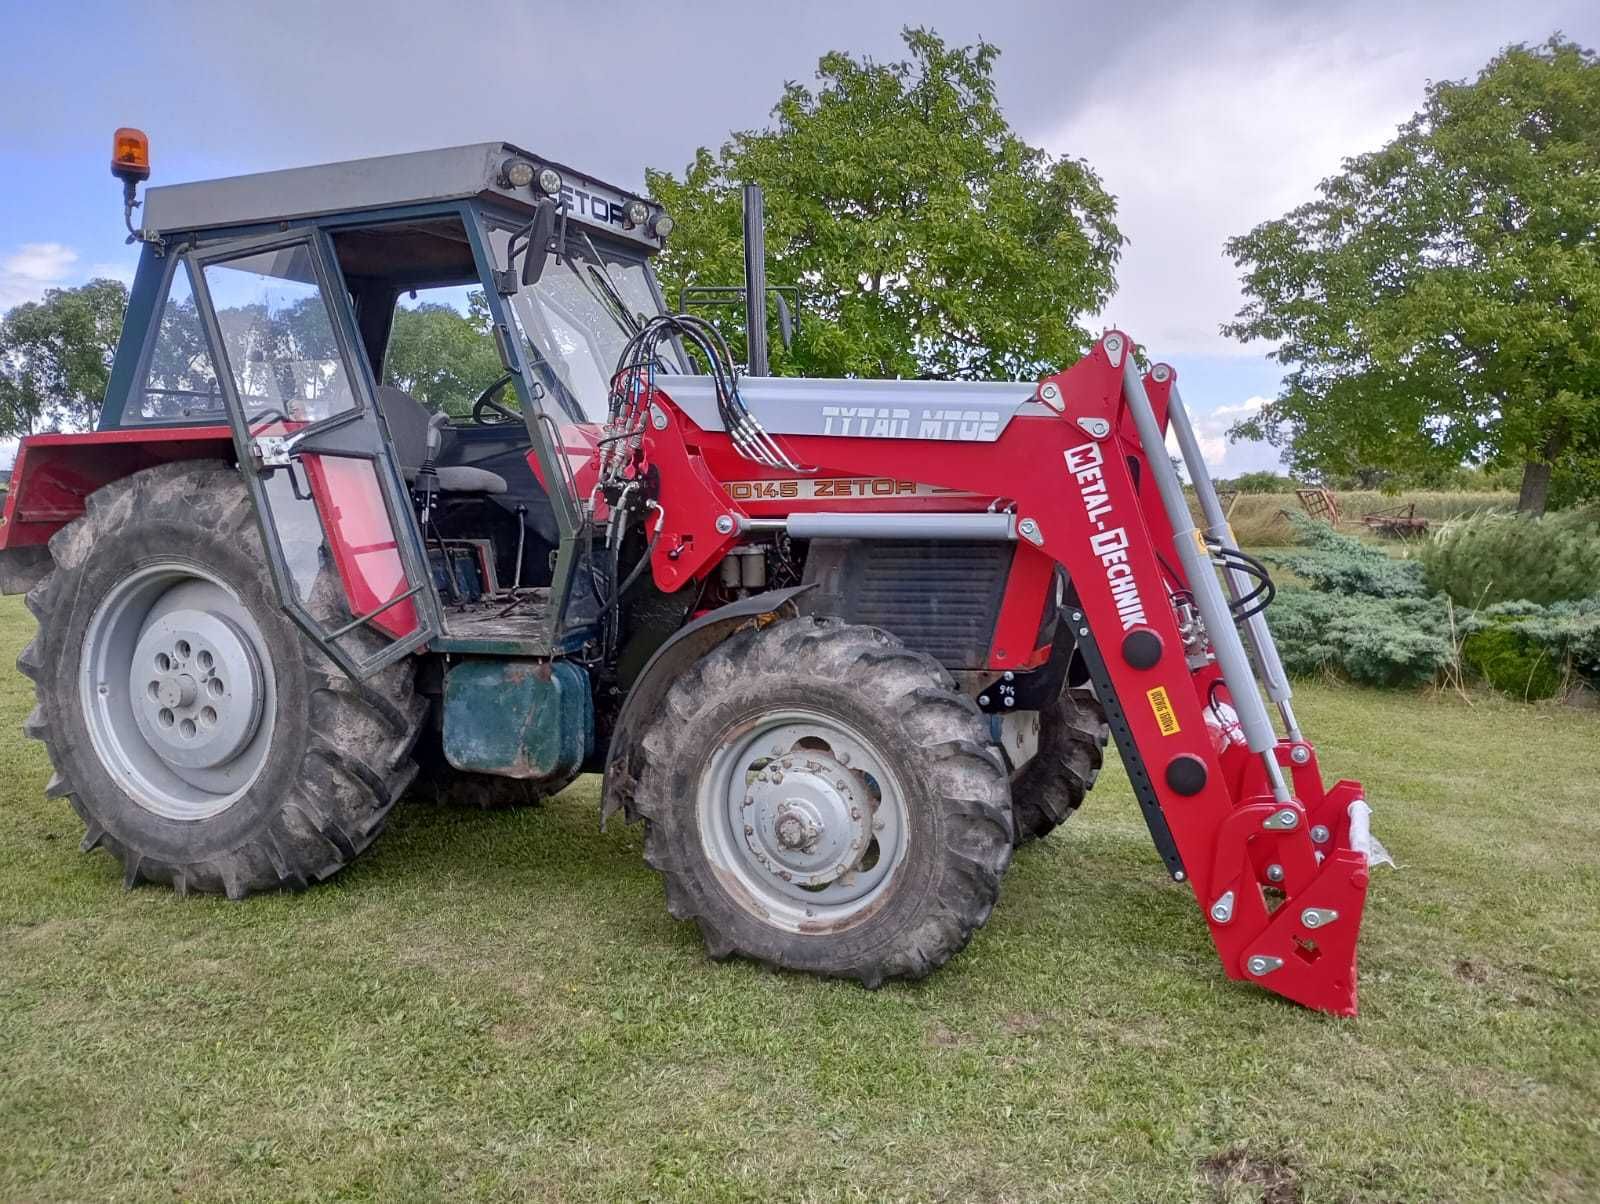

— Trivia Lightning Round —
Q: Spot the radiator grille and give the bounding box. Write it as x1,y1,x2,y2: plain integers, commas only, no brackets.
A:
803,540,1013,667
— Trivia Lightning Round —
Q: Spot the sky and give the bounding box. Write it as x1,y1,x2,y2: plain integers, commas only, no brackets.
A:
1,0,1595,475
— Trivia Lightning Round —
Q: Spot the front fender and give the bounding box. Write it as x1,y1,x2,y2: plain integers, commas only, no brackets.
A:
600,583,815,826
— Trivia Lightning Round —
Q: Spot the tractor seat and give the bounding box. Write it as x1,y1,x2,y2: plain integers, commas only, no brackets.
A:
376,385,509,494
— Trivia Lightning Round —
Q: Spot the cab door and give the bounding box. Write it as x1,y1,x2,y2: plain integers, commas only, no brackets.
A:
186,231,440,677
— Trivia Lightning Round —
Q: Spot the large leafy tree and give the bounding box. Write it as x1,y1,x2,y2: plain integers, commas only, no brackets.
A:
646,27,1123,381
0,279,128,436
383,293,503,415
1225,37,1600,514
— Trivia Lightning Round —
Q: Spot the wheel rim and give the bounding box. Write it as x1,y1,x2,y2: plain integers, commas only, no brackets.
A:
697,708,910,933
81,562,277,821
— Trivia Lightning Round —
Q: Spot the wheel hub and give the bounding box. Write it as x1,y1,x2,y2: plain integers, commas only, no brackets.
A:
743,753,872,887
128,607,265,772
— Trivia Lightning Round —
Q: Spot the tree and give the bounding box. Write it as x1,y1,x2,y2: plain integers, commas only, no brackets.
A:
0,279,128,436
1224,37,1600,514
383,294,503,416
646,27,1123,381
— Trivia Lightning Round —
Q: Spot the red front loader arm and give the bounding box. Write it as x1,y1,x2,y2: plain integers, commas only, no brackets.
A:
639,332,1378,1016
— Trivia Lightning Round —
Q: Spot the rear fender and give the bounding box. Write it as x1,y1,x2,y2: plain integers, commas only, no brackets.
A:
0,427,234,592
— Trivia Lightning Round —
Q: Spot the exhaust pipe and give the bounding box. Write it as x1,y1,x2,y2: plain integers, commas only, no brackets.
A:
742,183,769,377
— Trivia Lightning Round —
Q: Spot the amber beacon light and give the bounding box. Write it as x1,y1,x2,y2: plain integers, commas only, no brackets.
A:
111,127,150,184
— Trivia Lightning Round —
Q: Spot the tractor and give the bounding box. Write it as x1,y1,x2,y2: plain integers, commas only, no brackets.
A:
0,131,1386,1013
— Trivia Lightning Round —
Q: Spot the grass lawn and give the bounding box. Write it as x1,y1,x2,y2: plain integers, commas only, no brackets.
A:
1,594,1597,1203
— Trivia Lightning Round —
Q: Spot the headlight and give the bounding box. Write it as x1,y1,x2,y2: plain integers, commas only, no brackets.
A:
536,166,563,197
625,198,650,227
650,212,674,239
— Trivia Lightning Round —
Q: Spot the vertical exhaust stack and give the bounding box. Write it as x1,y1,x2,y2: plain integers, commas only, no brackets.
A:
742,183,769,377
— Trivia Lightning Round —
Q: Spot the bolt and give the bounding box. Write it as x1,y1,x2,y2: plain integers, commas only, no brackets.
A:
1247,955,1280,976
744,824,754,836
1174,871,1186,882
1002,671,1014,682
1003,697,1014,708
836,751,850,766
1262,807,1299,831
1289,745,1311,765
977,695,990,706
1265,863,1285,883
1078,627,1089,637
715,515,735,535
1311,824,1330,844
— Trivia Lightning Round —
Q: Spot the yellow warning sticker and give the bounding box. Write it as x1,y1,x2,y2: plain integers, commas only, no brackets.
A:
1146,686,1181,736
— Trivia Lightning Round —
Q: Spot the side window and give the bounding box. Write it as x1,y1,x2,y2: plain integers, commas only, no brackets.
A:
133,263,222,423
383,284,502,418
201,244,355,426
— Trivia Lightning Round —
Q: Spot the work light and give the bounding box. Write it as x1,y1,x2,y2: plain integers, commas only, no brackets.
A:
501,158,535,189
536,167,563,197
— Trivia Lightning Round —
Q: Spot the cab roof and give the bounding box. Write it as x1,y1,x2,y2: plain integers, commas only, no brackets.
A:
140,141,666,252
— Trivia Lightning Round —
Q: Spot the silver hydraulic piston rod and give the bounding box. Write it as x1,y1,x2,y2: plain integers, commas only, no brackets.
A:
1158,367,1303,743
1113,339,1292,803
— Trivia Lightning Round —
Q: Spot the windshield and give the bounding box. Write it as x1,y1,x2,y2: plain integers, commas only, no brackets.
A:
487,221,677,423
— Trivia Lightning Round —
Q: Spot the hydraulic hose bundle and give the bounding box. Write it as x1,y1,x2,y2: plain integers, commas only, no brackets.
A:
598,313,797,492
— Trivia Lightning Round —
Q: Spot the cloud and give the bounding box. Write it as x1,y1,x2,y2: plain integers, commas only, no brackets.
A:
0,241,80,309
1170,395,1287,478
1038,2,1589,360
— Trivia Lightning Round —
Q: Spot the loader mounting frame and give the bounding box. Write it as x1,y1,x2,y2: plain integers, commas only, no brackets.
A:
638,331,1377,1016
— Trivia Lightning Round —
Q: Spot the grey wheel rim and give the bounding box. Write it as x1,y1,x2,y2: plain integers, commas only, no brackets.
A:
697,708,910,933
81,562,276,821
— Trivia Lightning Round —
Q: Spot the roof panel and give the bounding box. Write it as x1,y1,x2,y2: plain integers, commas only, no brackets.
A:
140,141,664,251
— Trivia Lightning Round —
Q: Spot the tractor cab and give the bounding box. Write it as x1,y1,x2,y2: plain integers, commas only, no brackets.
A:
95,142,679,678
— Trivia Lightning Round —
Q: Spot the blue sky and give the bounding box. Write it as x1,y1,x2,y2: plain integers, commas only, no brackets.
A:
2,0,1595,473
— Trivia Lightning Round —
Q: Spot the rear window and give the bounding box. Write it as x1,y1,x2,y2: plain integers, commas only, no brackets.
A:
129,263,223,423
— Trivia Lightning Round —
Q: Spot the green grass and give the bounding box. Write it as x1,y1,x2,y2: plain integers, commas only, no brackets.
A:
1,596,1597,1203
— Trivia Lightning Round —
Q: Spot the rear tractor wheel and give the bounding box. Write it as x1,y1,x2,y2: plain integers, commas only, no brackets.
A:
1008,682,1109,846
20,461,425,897
632,618,1013,986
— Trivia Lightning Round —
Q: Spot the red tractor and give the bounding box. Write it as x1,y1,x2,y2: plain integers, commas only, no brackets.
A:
0,132,1384,1013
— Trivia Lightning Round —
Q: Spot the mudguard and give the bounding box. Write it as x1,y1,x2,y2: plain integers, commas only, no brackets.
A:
599,583,815,826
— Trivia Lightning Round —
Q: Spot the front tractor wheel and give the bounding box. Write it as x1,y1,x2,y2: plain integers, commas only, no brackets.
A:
633,618,1013,986
20,461,424,898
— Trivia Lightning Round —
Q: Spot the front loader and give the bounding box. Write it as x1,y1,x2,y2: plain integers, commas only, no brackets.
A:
0,131,1385,1014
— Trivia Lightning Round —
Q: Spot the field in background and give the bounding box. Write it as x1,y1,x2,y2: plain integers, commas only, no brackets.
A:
1223,490,1518,546
2,597,1597,1202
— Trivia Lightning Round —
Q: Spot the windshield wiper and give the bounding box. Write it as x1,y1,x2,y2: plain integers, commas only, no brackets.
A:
575,231,643,338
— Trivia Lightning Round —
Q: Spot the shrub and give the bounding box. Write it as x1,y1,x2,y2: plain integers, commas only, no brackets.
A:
1460,625,1564,700
1262,516,1428,598
1267,589,1455,687
1420,507,1600,606
1467,598,1600,684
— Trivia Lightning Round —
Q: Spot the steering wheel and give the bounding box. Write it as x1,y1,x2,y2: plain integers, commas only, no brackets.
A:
471,372,522,425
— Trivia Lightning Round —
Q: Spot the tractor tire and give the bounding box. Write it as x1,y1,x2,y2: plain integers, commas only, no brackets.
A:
632,617,1013,986
19,460,425,898
1008,684,1109,846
